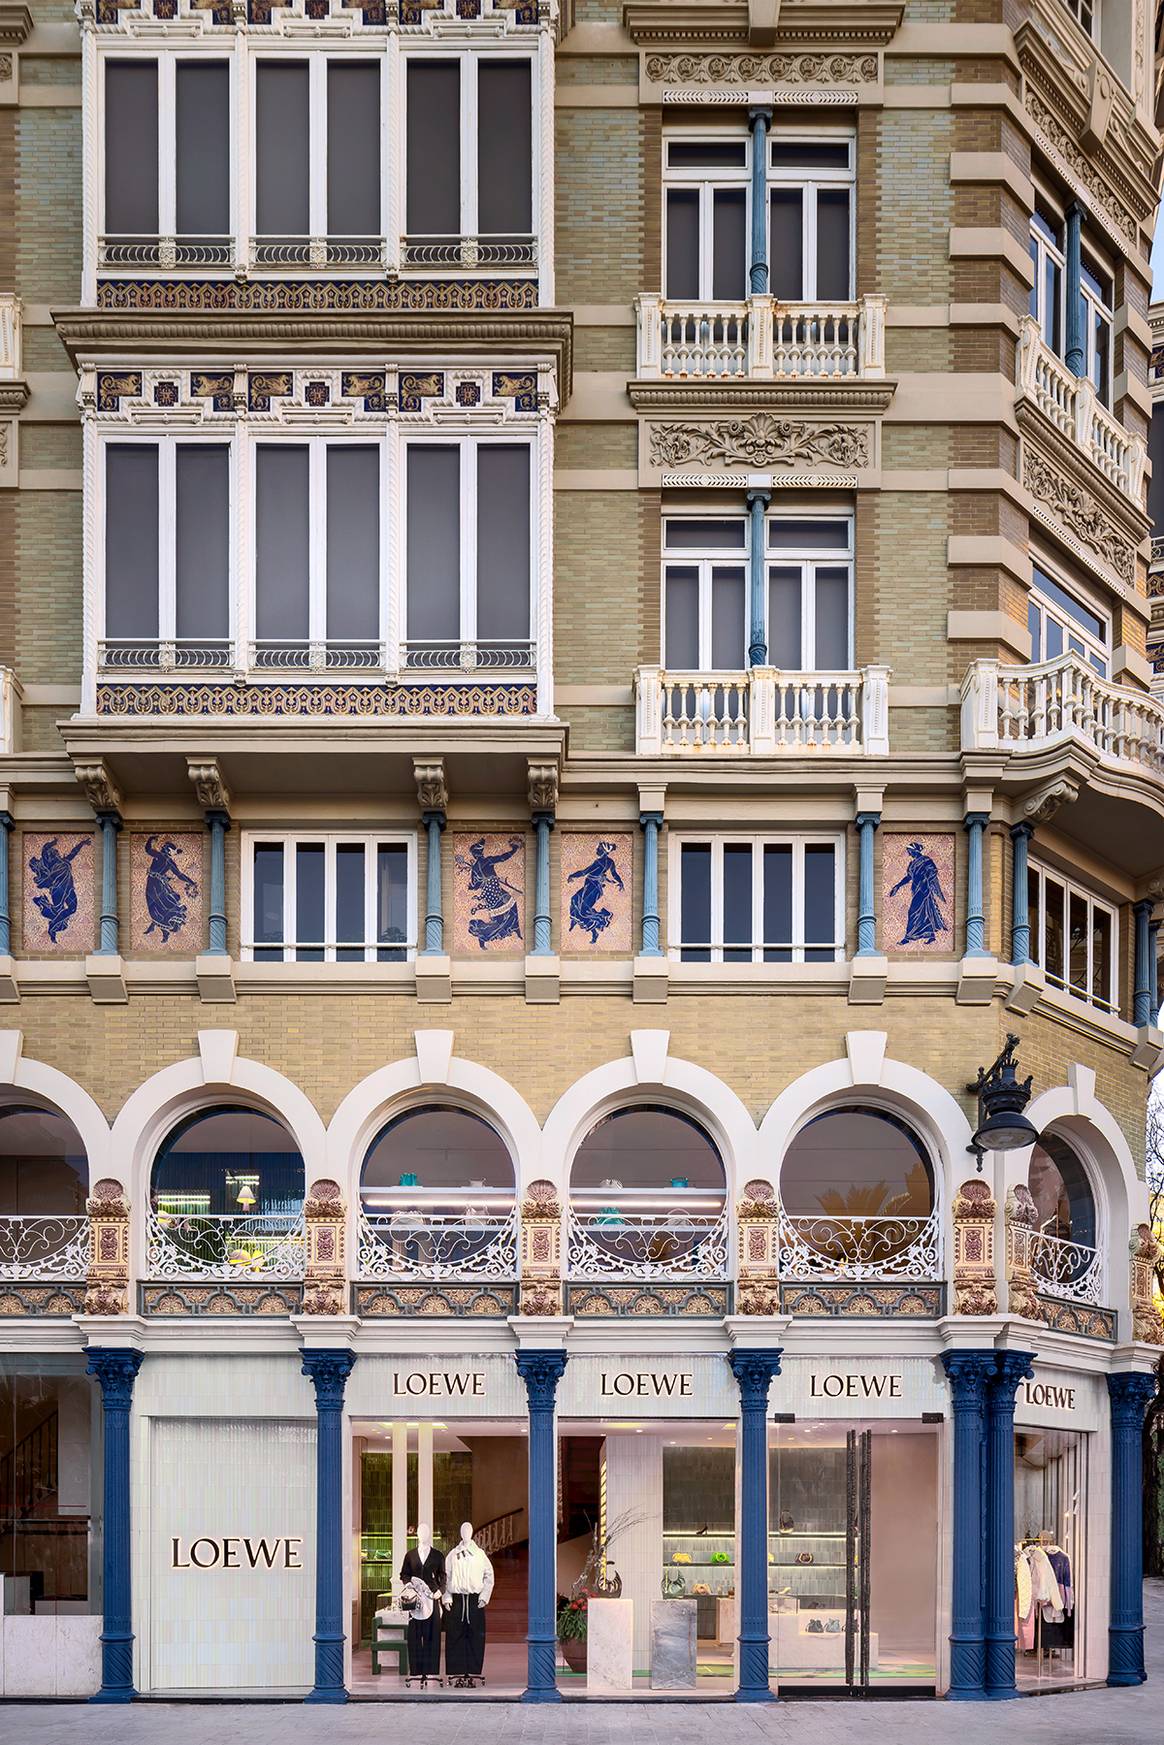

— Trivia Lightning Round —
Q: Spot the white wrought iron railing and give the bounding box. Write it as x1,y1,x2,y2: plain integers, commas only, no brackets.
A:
1016,316,1147,500
401,235,537,270
960,654,1164,778
249,236,387,270
567,1205,729,1280
146,1208,305,1281
401,639,536,672
248,640,384,673
636,293,886,381
99,235,234,269
0,1215,89,1281
1029,1230,1104,1305
635,666,891,756
358,1207,518,1281
777,1210,943,1281
98,639,234,673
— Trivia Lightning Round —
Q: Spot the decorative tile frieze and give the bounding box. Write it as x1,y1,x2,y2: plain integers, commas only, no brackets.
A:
88,0,545,30
95,278,539,313
140,1283,306,1315
22,833,96,953
647,414,869,473
565,1283,730,1318
95,371,143,411
83,367,548,426
1034,1293,1116,1341
130,832,205,953
95,680,539,718
354,1283,518,1316
453,832,526,954
0,1284,88,1317
1023,446,1136,585
779,1283,944,1319
882,833,955,957
561,833,632,954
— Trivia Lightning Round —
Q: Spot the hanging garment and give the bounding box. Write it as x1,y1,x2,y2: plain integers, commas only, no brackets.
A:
1028,1545,1063,1621
1046,1547,1073,1617
400,1547,446,1678
445,1540,495,1603
445,1592,487,1676
1015,1547,1035,1651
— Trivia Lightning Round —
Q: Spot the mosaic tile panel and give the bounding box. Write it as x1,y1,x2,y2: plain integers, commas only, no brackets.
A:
560,833,632,954
452,833,526,956
22,833,96,954
881,833,955,956
130,832,205,953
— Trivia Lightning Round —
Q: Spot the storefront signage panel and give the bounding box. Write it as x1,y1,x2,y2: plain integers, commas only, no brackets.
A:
778,1357,947,1419
345,1354,527,1419
557,1357,737,1418
1013,1366,1102,1432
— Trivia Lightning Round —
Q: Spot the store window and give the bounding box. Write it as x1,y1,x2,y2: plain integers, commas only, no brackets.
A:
0,1105,89,1280
148,1106,305,1279
103,56,232,260
568,1107,727,1280
777,1107,938,1279
1027,563,1110,676
1015,1428,1086,1686
244,832,415,963
405,55,533,257
358,1107,517,1281
1027,1133,1101,1302
0,1360,101,1618
669,834,845,964
1026,862,1117,1013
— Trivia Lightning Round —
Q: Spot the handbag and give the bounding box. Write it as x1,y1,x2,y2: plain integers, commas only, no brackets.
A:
795,1551,814,1566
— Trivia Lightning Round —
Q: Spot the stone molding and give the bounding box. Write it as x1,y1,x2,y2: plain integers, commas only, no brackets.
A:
647,413,869,471
1022,447,1136,586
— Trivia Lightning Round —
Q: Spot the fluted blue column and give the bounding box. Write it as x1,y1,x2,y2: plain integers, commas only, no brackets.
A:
855,811,880,956
1010,822,1033,965
1133,899,1153,1027
96,812,122,956
1107,1371,1157,1685
984,1352,1034,1697
747,488,770,666
421,810,445,954
748,108,772,293
940,1350,992,1697
1064,203,1084,377
964,813,989,958
302,1349,357,1703
729,1348,782,1701
1150,918,1160,1022
86,1347,144,1702
0,809,12,955
532,811,554,956
639,810,663,956
205,809,229,955
516,1349,568,1702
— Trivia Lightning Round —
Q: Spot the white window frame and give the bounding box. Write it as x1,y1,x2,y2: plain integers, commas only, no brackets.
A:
1028,860,1118,1013
400,45,538,244
1080,252,1114,406
241,831,418,964
401,431,537,666
1029,206,1065,354
96,429,236,662
767,126,856,303
1029,190,1115,405
251,49,388,243
1063,0,1098,42
1028,559,1111,676
99,48,237,245
661,514,749,670
766,510,855,671
661,128,752,302
667,832,847,965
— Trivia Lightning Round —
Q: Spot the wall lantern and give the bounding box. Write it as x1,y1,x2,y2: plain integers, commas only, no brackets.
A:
966,1033,1038,1171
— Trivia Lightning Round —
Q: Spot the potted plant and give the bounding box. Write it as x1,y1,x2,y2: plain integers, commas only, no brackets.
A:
557,1593,588,1672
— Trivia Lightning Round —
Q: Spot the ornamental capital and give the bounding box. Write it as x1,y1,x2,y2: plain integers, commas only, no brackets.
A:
74,760,122,818
515,1348,568,1408
988,1350,1035,1401
187,759,231,816
414,758,448,817
527,759,559,817
728,1347,782,1407
939,1348,994,1406
301,1348,357,1409
85,1346,143,1407
1107,1370,1157,1426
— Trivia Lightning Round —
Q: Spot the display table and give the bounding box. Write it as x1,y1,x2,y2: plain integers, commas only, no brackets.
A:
770,1610,879,1670
587,1598,634,1693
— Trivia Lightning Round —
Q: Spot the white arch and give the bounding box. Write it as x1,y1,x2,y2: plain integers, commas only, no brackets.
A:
0,1031,112,1186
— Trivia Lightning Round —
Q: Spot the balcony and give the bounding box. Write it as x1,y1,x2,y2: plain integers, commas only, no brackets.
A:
635,293,886,382
635,665,890,756
357,1206,518,1282
777,1209,943,1284
961,653,1164,780
145,1207,305,1281
566,1202,729,1283
0,1215,89,1282
1029,1230,1103,1306
1016,316,1147,500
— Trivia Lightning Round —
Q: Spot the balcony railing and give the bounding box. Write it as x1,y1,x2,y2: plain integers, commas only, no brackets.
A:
961,653,1164,779
97,639,539,680
1016,316,1147,500
146,1208,305,1281
635,665,891,756
401,235,537,270
777,1210,942,1282
250,236,387,270
1029,1230,1103,1306
636,293,886,381
0,1215,89,1281
357,1207,518,1281
401,639,536,671
567,1205,729,1281
99,234,234,270
99,639,235,673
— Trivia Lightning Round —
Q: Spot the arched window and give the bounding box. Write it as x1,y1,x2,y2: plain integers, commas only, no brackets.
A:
358,1108,516,1280
0,1105,90,1280
148,1107,305,1280
568,1106,727,1278
1027,1133,1100,1300
777,1107,939,1279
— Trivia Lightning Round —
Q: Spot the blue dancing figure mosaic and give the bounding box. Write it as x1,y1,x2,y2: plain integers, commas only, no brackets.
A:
142,836,200,944
887,839,950,948
454,835,524,952
567,841,626,944
28,837,89,944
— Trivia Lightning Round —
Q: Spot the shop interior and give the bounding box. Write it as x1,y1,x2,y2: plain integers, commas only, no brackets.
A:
0,1357,100,1618
1015,1427,1086,1688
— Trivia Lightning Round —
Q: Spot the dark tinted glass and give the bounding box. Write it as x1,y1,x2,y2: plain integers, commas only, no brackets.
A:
407,61,459,233
176,62,230,235
104,61,158,234
680,842,711,962
478,61,532,233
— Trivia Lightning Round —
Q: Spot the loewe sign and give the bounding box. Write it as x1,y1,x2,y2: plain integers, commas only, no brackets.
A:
392,1371,487,1398
600,1372,693,1398
809,1373,903,1401
1020,1380,1076,1412
171,1536,304,1571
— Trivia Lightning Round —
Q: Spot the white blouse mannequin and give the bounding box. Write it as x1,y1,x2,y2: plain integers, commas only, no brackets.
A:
444,1521,495,1606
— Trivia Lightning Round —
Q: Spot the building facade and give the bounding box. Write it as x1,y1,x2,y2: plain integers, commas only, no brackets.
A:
0,0,1162,1705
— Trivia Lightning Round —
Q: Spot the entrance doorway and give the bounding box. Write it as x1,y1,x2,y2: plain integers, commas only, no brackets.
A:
769,1420,939,1693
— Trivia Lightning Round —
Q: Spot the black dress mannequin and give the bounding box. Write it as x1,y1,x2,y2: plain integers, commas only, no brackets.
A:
400,1541,446,1683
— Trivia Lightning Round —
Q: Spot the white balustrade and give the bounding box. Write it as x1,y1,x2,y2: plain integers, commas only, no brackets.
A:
777,1209,942,1282
567,1204,729,1281
636,665,890,757
1029,1230,1103,1305
357,1206,518,1281
0,1215,89,1281
1016,316,1146,501
0,294,22,381
960,654,1164,778
636,293,886,381
146,1208,305,1281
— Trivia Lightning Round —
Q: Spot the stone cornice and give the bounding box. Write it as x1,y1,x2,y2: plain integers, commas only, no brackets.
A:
628,378,895,416
622,1,903,48
0,5,32,47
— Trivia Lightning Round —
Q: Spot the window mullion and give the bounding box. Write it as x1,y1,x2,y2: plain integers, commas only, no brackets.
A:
158,437,177,643
309,55,326,240
158,54,177,238
460,439,475,648
461,52,475,242
710,840,724,964
323,837,336,964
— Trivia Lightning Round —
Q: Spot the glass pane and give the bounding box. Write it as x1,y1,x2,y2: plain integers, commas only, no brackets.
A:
767,566,802,669
814,566,850,669
667,140,748,168
1031,567,1105,640
0,1364,100,1618
666,519,746,550
680,843,711,962
1027,600,1041,662
327,62,380,237
1027,866,1040,965
295,843,325,963
803,845,836,962
335,843,365,962
255,446,310,640
710,566,746,669
406,446,460,643
1091,906,1111,1009
762,844,792,963
104,60,158,235
816,188,850,300
1044,877,1065,982
769,188,803,300
768,518,851,551
477,446,531,643
407,61,459,234
176,445,229,642
1045,255,1061,352
1092,310,1110,403
711,188,746,301
252,843,284,962
1068,890,1087,996
664,567,700,668
478,60,532,234
770,141,851,171
1046,619,1064,660
1028,235,1040,321
176,62,230,236
666,189,700,300
255,62,309,236
722,843,753,963
105,445,160,639
326,446,379,643
377,845,409,962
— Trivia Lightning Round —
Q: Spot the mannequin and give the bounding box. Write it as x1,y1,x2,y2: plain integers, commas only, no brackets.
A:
442,1521,494,1687
400,1523,446,1686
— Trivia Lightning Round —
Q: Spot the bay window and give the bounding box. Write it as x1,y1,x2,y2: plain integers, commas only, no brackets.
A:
1027,563,1110,675
404,54,533,265
671,835,845,964
245,834,415,963
102,56,231,264
1027,862,1117,1013
1028,194,1114,406
254,57,382,263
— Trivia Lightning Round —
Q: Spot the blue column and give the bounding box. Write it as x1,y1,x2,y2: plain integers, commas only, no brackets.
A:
639,810,663,956
964,813,989,958
421,810,445,955
1133,899,1153,1027
1009,822,1033,966
96,812,122,956
532,811,554,956
1064,203,1084,377
1150,918,1160,1023
748,108,772,293
516,1349,568,1702
940,1350,992,1697
1107,1371,1157,1685
86,1347,144,1702
302,1349,357,1703
205,809,229,955
729,1348,782,1702
984,1352,1033,1698
747,488,770,667
0,810,12,955
855,811,880,956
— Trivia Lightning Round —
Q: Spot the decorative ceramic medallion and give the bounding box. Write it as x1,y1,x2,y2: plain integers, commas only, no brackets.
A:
560,834,632,953
130,832,205,952
453,833,526,955
882,834,955,955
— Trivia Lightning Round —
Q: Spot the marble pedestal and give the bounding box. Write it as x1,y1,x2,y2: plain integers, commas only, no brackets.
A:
650,1599,697,1690
587,1598,634,1693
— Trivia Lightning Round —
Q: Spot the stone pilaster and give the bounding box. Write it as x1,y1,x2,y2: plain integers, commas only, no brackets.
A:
518,1179,563,1315
302,1180,347,1317
85,1179,130,1316
951,1179,997,1316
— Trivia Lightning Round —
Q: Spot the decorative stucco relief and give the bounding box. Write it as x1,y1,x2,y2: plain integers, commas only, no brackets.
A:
644,52,878,86
1023,450,1136,584
648,415,868,471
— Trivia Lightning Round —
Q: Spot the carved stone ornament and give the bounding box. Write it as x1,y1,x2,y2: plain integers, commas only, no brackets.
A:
1023,776,1081,824
1023,450,1135,583
74,761,122,817
519,1176,562,1315
736,1180,778,1313
644,51,878,87
737,1278,782,1316
302,1177,347,1317
1023,87,1136,249
187,759,231,815
951,1177,997,1316
1129,1221,1163,1345
85,1176,130,1317
1004,1185,1043,1324
649,415,868,472
527,760,559,816
414,758,449,816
